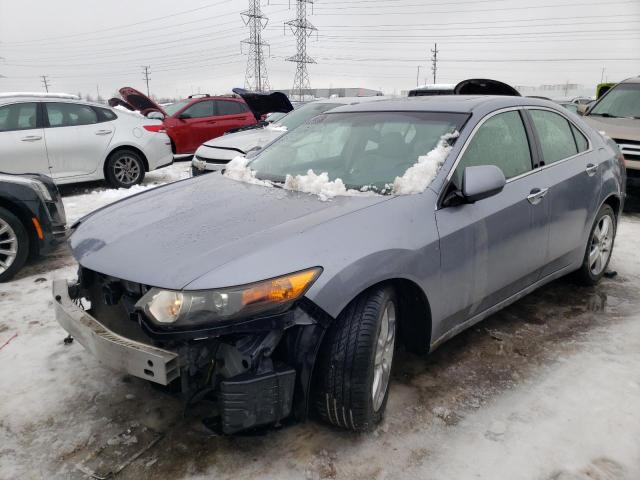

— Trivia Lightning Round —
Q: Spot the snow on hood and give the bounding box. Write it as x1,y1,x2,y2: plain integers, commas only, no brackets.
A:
265,124,288,132
392,131,459,195
222,131,458,200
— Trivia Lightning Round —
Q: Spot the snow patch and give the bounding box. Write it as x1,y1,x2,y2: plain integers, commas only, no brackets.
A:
392,131,458,195
284,170,375,201
223,156,273,187
265,124,288,132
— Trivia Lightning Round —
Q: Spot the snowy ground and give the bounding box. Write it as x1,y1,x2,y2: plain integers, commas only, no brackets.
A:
1,166,639,479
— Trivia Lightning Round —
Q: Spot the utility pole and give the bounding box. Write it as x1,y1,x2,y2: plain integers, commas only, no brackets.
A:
142,66,151,96
416,65,421,87
286,0,317,102
600,66,605,83
430,43,439,84
41,75,50,92
241,0,270,92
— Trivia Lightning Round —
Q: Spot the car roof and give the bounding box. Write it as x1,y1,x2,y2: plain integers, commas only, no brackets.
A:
326,95,556,114
0,95,109,109
309,96,389,106
620,76,640,84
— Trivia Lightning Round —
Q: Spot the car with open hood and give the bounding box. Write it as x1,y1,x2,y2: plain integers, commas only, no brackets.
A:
191,95,387,176
111,88,293,156
55,95,624,434
582,76,640,177
408,78,521,98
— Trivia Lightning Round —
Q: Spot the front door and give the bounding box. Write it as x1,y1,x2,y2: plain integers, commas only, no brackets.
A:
434,109,550,340
526,108,602,275
0,102,50,176
43,102,114,180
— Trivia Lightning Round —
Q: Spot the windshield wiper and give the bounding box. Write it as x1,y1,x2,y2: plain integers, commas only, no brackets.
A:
590,112,620,118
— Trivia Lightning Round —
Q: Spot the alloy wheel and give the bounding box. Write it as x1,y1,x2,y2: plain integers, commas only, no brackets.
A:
589,214,614,276
0,218,18,275
113,156,141,185
372,300,396,412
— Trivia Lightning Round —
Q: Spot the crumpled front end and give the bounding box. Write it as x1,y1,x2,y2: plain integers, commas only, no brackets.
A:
54,267,331,434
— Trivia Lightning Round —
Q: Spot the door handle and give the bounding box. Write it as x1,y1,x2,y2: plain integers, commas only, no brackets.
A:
95,130,113,135
586,164,598,176
21,135,42,142
527,187,549,205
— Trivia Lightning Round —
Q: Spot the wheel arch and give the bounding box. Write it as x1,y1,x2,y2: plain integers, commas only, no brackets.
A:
601,193,621,219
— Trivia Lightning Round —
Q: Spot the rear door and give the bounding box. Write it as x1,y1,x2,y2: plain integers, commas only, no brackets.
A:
170,99,219,153
434,109,550,339
525,108,601,275
43,102,115,179
0,102,50,176
214,99,256,134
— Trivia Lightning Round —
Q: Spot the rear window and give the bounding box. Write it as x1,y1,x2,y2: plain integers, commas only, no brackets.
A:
216,100,248,115
529,109,578,164
95,107,117,122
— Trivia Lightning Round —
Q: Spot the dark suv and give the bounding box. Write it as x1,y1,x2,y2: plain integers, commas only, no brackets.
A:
0,172,67,281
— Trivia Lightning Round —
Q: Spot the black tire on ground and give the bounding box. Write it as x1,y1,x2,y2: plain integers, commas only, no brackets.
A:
105,149,145,189
0,207,29,283
313,285,397,432
575,204,616,286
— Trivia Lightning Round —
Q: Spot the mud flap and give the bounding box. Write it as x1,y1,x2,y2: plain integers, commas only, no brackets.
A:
75,425,162,479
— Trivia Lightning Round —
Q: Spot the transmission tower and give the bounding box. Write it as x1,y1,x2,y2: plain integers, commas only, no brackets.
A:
241,1,270,92
286,0,317,101
41,75,50,93
431,43,439,84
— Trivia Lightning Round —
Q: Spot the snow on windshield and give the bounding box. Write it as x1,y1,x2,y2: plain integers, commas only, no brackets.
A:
265,124,288,132
222,130,458,201
392,131,458,195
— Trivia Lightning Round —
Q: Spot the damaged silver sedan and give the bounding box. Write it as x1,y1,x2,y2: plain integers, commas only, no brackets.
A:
55,95,624,434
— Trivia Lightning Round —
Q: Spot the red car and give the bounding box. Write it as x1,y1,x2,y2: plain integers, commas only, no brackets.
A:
111,88,293,155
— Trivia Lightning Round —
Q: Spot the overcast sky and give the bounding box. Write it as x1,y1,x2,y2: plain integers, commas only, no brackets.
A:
0,0,639,98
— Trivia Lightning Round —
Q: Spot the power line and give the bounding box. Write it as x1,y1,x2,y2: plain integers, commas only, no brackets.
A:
40,75,50,92
286,0,317,101
241,0,270,92
142,66,151,96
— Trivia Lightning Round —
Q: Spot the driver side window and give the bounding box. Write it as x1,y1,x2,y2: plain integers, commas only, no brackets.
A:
452,110,532,188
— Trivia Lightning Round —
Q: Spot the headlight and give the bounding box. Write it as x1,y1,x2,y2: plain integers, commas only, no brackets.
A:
135,267,322,328
29,179,53,202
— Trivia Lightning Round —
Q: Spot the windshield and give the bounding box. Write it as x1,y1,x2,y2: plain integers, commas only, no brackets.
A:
275,102,341,130
249,111,468,192
590,83,640,119
164,100,190,116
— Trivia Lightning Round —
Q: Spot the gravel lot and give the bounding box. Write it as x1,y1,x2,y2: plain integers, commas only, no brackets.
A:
1,165,639,479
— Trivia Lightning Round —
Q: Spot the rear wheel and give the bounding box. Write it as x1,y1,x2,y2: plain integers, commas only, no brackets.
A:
106,150,145,188
0,207,29,283
576,204,616,285
313,286,397,431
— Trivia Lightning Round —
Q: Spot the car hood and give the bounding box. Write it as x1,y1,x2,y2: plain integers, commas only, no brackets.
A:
70,174,389,290
117,87,166,116
232,88,294,121
454,78,521,96
199,127,284,153
583,116,640,141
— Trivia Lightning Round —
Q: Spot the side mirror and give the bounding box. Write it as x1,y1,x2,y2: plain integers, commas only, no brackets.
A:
146,111,165,120
577,104,588,116
178,113,191,120
462,165,506,203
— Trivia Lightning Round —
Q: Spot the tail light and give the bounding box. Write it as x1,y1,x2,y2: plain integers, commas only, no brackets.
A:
143,125,166,133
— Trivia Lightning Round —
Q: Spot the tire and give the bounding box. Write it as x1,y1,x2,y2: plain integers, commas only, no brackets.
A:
575,204,616,285
105,150,145,189
0,207,29,283
313,286,397,432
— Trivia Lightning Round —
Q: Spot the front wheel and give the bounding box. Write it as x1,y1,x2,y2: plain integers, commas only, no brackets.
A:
313,286,397,431
106,150,145,189
0,207,29,283
576,204,616,285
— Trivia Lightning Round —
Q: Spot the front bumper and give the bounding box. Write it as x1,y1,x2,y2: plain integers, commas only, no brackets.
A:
53,279,180,385
191,157,228,176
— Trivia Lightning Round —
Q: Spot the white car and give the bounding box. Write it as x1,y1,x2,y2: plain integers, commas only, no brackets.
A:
191,96,388,176
0,93,173,188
